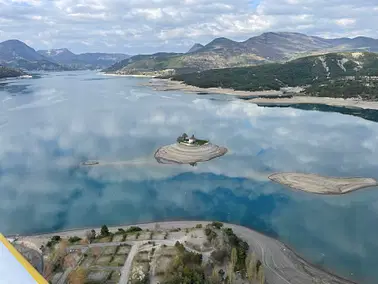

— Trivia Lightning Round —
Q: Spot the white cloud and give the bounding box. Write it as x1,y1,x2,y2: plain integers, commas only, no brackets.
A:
0,0,377,55
335,18,356,26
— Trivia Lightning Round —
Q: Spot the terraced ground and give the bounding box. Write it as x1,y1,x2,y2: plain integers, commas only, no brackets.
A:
154,142,227,164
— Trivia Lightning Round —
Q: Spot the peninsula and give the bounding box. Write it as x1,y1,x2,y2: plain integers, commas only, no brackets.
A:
269,172,378,195
12,221,356,284
154,133,227,165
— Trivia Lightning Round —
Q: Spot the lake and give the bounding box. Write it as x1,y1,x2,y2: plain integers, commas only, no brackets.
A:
1,71,377,283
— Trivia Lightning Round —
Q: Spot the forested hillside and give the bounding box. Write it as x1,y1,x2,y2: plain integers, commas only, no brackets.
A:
172,52,378,99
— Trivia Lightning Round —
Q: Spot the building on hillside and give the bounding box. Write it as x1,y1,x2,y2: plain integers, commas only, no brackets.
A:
188,135,196,144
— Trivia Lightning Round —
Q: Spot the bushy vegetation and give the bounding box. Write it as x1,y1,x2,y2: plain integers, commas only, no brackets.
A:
68,236,82,243
46,235,61,248
0,65,23,79
163,241,208,284
125,226,143,233
223,228,249,272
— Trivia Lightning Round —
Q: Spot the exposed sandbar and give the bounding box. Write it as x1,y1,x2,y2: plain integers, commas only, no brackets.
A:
154,142,227,164
269,172,378,195
250,96,378,110
146,79,282,97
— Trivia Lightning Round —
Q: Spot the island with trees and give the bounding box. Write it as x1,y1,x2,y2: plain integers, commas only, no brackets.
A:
10,221,356,284
155,133,227,165
0,65,24,79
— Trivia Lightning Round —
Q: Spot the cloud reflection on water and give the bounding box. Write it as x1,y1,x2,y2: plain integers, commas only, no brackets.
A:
0,72,377,282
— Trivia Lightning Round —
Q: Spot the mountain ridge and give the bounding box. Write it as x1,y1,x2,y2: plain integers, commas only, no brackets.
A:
37,49,130,69
0,40,67,71
105,32,378,75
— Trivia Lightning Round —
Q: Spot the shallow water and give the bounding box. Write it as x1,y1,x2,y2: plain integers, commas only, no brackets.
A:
0,71,378,282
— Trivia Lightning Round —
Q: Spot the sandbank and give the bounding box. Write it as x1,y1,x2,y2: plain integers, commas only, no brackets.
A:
269,172,378,195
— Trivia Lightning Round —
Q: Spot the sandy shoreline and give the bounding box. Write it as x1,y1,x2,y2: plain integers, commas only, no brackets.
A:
147,79,282,97
101,72,155,78
15,221,356,284
269,172,378,195
148,79,378,110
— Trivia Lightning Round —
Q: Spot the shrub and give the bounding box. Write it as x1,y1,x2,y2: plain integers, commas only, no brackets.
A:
68,236,82,243
126,226,142,233
101,225,110,236
211,221,224,229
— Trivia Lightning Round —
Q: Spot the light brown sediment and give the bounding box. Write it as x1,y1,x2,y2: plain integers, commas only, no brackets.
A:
269,172,378,195
154,142,227,164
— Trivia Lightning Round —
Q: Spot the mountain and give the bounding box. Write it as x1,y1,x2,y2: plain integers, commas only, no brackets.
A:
38,48,76,64
0,65,24,79
0,40,66,71
105,32,378,75
187,43,204,53
172,52,378,99
38,49,129,69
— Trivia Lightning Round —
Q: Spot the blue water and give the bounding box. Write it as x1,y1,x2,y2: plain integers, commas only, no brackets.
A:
1,71,378,283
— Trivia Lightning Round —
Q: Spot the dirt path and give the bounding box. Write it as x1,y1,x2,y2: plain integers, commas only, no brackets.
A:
119,244,139,284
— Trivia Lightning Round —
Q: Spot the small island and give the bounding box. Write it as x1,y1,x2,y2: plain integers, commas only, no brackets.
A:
269,172,378,195
154,133,228,165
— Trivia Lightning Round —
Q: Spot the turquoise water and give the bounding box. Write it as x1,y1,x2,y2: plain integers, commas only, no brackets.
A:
1,71,378,282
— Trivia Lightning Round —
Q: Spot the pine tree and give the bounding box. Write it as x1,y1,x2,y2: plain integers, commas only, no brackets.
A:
231,247,238,269
246,252,257,282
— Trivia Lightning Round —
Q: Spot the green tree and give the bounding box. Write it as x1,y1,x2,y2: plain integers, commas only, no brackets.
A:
231,247,238,269
257,266,265,284
101,225,110,236
210,267,220,284
246,253,257,281
227,263,234,284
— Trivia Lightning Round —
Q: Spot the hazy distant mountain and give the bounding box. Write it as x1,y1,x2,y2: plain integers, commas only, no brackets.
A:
187,43,204,53
106,32,378,75
0,40,65,71
38,49,130,69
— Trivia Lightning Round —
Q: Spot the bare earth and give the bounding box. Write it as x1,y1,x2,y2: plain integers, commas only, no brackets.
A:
269,172,378,195
250,96,378,110
18,221,356,284
154,142,227,164
148,79,378,110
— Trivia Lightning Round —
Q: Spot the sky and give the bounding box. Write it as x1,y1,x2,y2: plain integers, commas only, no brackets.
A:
0,0,378,55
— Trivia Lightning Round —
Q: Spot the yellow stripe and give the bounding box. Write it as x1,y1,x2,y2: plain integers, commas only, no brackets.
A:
0,233,48,284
